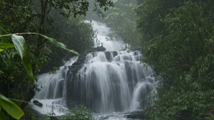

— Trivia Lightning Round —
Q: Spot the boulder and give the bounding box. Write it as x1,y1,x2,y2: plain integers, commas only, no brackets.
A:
33,100,43,107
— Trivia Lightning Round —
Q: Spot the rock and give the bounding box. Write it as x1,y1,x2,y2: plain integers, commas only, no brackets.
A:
96,45,106,51
50,116,58,120
33,100,43,107
112,51,118,57
134,51,138,55
125,111,147,119
89,46,107,52
105,51,111,61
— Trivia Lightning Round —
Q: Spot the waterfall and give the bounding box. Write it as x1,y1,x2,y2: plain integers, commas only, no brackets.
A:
30,20,159,119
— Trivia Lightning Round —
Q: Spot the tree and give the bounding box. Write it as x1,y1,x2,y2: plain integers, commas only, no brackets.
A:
105,0,141,48
0,30,78,119
42,13,95,72
137,0,214,119
136,0,186,44
0,0,115,118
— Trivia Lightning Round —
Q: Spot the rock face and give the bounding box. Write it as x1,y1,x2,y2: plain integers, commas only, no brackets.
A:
33,100,43,107
66,54,86,108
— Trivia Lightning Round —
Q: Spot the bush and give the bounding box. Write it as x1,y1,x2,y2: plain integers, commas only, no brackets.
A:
63,105,94,120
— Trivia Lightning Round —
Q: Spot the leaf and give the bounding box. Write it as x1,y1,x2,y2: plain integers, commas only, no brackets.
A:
0,33,79,55
0,48,3,52
8,98,28,103
0,23,7,34
0,110,7,120
37,33,79,55
0,43,15,48
11,34,34,86
0,94,24,119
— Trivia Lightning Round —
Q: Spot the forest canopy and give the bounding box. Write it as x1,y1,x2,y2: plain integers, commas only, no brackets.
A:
136,0,214,119
1,0,214,119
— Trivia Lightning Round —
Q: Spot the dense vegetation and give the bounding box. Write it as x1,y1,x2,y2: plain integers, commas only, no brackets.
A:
1,0,214,119
104,0,141,48
0,0,113,119
136,0,214,119
87,0,141,49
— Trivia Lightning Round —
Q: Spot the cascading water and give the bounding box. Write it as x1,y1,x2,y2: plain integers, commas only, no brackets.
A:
30,56,79,115
30,20,159,119
91,21,125,51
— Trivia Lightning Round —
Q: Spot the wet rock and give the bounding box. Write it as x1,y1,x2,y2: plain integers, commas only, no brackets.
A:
33,100,43,107
96,45,106,51
134,51,138,55
112,51,118,57
84,46,106,55
105,51,112,61
125,111,147,119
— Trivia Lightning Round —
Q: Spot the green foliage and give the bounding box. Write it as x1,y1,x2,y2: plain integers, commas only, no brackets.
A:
137,0,214,119
38,105,94,120
0,94,24,119
0,0,35,33
105,0,141,48
0,43,14,52
21,105,37,120
11,34,34,86
38,33,79,55
63,105,94,120
136,0,186,43
0,31,78,119
50,14,94,54
87,0,114,20
0,43,14,48
0,0,113,119
41,14,95,72
1,33,79,86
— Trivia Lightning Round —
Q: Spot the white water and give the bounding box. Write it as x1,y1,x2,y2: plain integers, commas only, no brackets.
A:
75,51,153,113
31,20,159,119
91,20,125,51
30,56,78,115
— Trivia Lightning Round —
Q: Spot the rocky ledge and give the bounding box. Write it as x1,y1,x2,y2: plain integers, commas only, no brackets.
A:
125,110,147,119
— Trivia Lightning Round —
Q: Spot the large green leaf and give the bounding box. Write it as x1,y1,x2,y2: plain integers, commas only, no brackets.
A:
0,94,24,119
0,43,15,48
0,48,3,52
37,33,79,55
11,34,34,86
